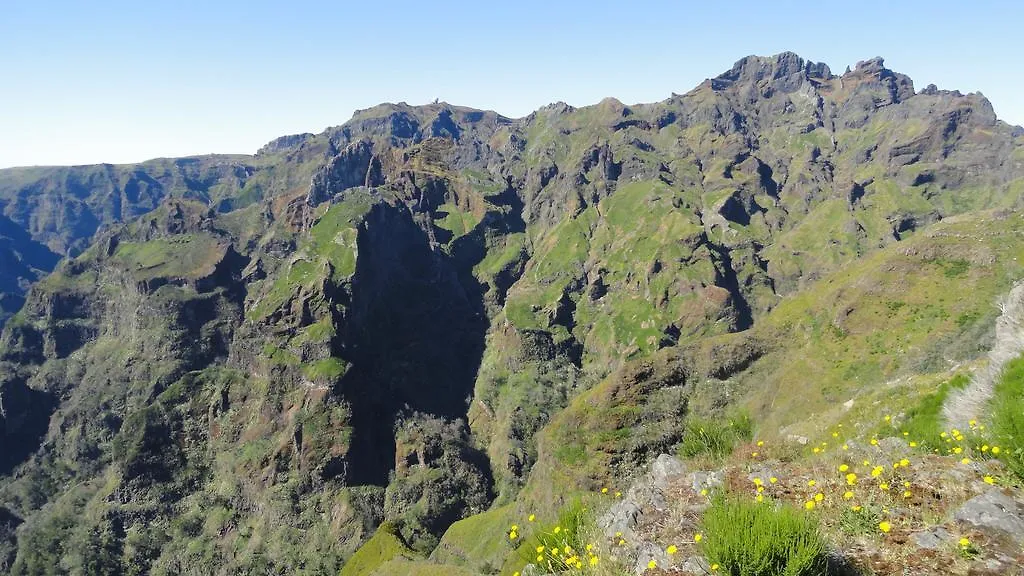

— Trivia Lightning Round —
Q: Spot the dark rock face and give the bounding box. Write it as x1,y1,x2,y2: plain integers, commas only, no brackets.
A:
307,140,382,207
341,202,488,486
0,214,59,327
0,376,55,475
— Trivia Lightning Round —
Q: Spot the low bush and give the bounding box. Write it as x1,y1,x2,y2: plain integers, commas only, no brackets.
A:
678,411,753,461
700,494,828,576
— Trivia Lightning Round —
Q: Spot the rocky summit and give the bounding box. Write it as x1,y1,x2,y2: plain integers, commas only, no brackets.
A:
1,52,1024,576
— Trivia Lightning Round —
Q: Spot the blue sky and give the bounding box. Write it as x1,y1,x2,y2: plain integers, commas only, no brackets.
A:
1,0,1021,168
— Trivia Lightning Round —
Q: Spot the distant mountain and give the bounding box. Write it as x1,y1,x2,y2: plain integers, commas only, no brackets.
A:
1,52,1022,575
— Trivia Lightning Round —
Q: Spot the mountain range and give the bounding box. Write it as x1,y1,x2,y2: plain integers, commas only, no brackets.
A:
1,52,1023,575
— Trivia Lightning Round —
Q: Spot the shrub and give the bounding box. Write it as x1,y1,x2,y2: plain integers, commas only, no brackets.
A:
700,494,828,576
679,411,753,461
991,356,1024,480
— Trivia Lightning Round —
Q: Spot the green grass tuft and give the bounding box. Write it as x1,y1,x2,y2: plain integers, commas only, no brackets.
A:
678,411,753,462
700,494,828,576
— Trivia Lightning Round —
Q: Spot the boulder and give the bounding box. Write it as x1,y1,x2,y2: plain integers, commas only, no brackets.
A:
953,489,1024,545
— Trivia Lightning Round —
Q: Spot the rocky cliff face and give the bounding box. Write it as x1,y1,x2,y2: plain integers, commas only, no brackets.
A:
0,52,1022,574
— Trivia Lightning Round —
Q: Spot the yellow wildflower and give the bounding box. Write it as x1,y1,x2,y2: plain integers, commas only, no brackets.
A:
851,505,862,512
808,479,817,487
590,556,599,566
757,440,764,447
959,537,970,547
711,564,720,571
903,490,912,498
843,491,854,500
666,545,678,555
879,521,891,533
756,494,764,503
879,483,890,491
536,546,545,553
870,438,879,446
769,477,778,484
839,464,849,472
805,501,815,510
528,514,536,522
961,458,972,465
601,487,608,494
814,493,824,502
648,559,657,569
693,533,702,543
753,477,763,486
899,458,910,467
984,475,995,485
992,446,1001,454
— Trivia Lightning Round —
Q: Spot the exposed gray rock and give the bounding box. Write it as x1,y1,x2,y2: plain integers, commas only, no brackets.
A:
600,496,643,543
687,470,725,493
953,489,1024,544
912,526,953,550
747,466,779,485
633,541,669,575
651,454,686,489
598,455,685,543
875,437,912,460
679,555,711,574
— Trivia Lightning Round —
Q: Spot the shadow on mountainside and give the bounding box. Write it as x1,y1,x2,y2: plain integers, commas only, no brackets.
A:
339,202,490,486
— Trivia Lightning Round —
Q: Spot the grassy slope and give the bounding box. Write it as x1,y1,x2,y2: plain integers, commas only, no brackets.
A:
339,524,419,576
426,209,1024,574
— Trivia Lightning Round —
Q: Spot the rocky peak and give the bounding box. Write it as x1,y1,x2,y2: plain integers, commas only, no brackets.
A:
711,51,832,93
841,55,915,104
257,133,315,156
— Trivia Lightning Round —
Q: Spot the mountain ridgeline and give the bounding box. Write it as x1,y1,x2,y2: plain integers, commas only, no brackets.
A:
1,52,1023,574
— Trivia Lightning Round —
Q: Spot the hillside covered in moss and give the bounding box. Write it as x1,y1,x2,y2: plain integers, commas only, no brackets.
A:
1,52,1023,575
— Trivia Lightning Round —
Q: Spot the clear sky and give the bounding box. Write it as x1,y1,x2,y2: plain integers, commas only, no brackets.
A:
2,0,1021,168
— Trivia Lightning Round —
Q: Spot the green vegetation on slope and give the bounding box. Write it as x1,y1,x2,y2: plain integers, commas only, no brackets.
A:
700,494,827,576
340,523,419,576
991,355,1024,480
